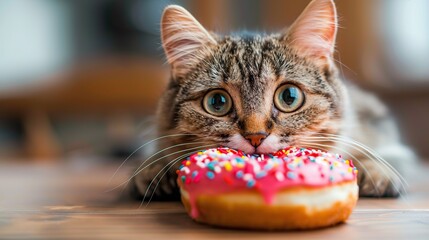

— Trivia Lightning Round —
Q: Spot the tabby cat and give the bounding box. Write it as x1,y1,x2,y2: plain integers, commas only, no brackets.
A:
130,0,415,201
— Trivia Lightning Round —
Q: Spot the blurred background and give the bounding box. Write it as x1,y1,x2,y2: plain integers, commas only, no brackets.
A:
1,0,429,162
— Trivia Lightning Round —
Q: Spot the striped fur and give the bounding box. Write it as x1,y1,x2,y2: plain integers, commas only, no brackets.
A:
132,0,415,201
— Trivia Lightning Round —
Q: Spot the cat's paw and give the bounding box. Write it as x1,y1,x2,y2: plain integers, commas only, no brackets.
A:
131,165,180,201
357,160,405,198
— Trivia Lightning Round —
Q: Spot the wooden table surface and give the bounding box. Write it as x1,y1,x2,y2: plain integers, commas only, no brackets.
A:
0,159,428,240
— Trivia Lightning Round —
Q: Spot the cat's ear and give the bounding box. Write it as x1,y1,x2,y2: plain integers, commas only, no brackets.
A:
282,0,337,61
161,5,217,77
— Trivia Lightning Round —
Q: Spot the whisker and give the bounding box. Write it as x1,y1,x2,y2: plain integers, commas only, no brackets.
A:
304,133,409,188
334,54,357,76
130,142,215,180
107,133,197,185
301,141,381,197
330,134,409,187
135,116,156,131
140,148,208,208
139,127,156,138
303,136,401,182
302,137,407,196
130,141,208,183
143,158,183,207
133,141,208,174
303,131,406,182
140,153,188,208
117,140,208,196
106,143,216,193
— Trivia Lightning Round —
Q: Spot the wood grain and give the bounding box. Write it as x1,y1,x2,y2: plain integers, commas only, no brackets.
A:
0,161,428,239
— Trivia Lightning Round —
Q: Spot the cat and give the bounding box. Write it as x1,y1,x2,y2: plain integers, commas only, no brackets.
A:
130,0,415,201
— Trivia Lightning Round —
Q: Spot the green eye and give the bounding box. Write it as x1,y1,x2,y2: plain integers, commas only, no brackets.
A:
203,89,232,116
274,84,305,112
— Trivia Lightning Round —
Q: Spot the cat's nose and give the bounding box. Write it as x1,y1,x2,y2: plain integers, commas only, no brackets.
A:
244,133,268,148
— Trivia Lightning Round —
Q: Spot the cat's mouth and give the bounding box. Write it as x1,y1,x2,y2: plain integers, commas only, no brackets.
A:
226,134,288,155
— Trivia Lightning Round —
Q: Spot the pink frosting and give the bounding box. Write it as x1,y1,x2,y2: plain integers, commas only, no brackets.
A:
177,147,358,218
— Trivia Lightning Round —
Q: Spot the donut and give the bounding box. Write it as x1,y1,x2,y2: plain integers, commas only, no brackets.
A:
177,147,358,230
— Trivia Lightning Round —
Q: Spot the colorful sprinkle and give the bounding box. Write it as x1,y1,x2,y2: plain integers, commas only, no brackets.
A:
235,170,244,179
181,166,191,174
224,162,232,171
246,179,256,188
255,171,267,179
243,173,253,181
206,171,215,180
214,166,221,173
176,147,357,198
275,171,285,181
286,172,296,179
207,162,216,171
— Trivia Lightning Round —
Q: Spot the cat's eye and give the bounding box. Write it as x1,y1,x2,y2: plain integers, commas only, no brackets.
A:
274,84,305,113
202,89,232,116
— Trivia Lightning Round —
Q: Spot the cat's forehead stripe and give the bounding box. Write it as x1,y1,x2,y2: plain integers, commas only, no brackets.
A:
166,32,344,138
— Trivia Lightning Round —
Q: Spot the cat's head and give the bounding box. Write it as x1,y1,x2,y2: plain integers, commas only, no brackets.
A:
158,0,347,154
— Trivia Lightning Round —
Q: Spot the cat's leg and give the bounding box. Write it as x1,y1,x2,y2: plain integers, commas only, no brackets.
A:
356,144,416,198
130,160,181,201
